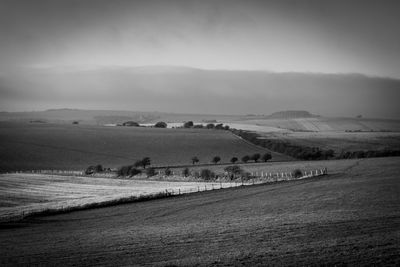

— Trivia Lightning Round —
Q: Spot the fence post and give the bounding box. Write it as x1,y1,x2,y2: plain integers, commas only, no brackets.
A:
179,189,181,195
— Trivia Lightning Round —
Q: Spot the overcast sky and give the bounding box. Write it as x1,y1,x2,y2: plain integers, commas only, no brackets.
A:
1,0,399,78
0,0,399,117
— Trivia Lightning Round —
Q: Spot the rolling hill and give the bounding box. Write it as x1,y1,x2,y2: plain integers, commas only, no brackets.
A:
1,157,399,266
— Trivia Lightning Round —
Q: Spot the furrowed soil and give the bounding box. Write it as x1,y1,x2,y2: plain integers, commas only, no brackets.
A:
0,122,289,172
1,157,399,266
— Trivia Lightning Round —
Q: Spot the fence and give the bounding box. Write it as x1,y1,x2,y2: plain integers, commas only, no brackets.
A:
158,167,328,196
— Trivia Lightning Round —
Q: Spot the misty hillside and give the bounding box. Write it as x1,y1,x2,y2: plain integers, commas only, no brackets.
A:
1,66,399,119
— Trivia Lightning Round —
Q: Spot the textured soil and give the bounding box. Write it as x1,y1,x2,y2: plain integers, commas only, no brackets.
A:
1,157,399,266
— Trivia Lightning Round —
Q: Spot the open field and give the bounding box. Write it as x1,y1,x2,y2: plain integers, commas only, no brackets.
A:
0,122,290,172
234,117,400,132
0,157,399,266
0,173,228,221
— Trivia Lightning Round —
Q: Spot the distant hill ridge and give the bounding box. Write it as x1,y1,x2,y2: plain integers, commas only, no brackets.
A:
267,110,318,119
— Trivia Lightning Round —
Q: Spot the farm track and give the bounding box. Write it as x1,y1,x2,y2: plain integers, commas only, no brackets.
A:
1,157,399,266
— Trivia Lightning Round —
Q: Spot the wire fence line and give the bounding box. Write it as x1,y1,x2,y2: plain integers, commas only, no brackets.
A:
5,167,328,180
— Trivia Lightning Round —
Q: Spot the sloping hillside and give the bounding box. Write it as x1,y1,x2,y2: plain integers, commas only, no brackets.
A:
1,157,399,266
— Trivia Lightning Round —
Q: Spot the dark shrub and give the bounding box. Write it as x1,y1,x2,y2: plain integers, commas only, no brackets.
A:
261,153,272,162
154,121,167,128
183,121,194,128
212,156,221,164
241,155,250,163
251,153,261,162
200,169,215,180
206,123,215,129
191,156,199,165
215,123,224,130
293,169,303,178
122,121,139,127
230,157,238,164
165,167,172,176
128,168,141,177
182,167,190,177
141,157,151,168
117,165,132,177
224,165,242,180
146,167,156,177
85,164,103,175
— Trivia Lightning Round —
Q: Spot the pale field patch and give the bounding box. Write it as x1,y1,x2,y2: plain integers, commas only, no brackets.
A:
0,173,227,220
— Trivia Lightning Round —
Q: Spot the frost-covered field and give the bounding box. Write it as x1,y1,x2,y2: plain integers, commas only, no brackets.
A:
0,173,227,220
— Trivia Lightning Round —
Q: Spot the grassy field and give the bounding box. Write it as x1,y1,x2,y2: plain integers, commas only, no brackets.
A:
235,117,400,132
0,173,228,221
0,157,399,266
0,122,290,172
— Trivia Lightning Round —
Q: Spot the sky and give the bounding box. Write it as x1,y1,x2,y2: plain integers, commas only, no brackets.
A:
0,0,399,117
1,0,399,77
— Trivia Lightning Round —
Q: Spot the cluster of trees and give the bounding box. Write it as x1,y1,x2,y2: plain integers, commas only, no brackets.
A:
122,121,140,127
117,157,151,177
191,153,272,165
84,164,112,175
183,121,230,130
231,129,335,160
239,153,272,163
85,164,104,175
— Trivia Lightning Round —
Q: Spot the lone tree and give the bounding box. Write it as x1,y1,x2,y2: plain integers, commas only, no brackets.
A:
154,121,167,128
230,157,238,164
241,155,250,163
191,156,199,165
141,157,151,168
212,156,221,164
183,121,194,128
261,153,272,162
251,153,261,162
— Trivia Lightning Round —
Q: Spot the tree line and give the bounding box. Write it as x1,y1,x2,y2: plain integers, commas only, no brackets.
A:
231,129,400,160
86,152,272,177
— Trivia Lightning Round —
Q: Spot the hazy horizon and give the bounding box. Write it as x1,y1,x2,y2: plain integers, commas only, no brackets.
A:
1,0,400,119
